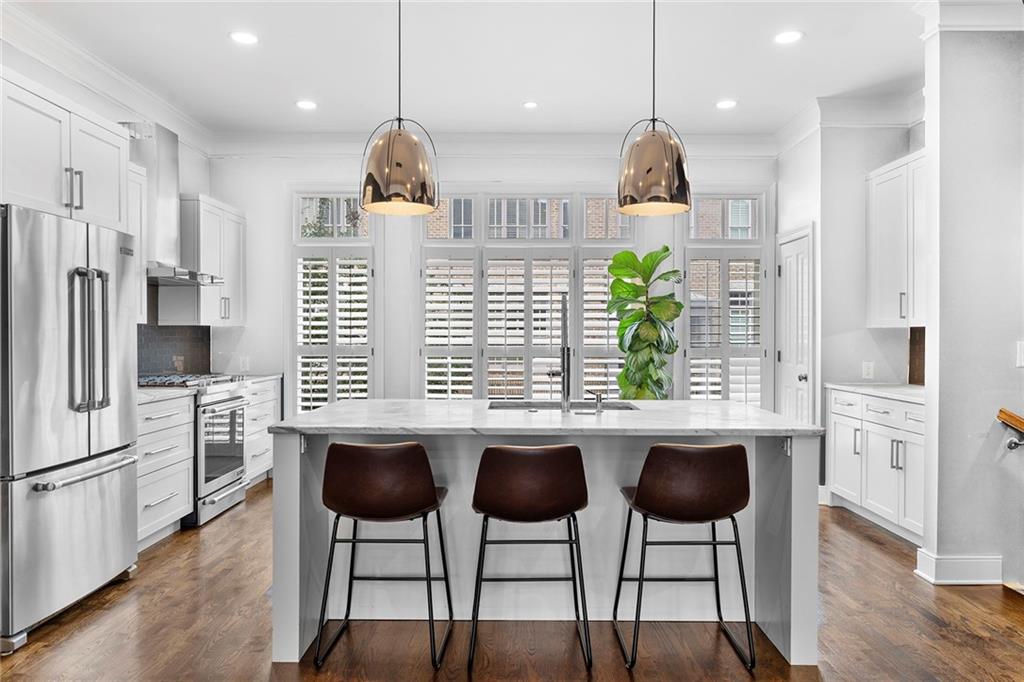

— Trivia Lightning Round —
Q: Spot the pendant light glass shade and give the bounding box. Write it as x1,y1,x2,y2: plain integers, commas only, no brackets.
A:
360,119,438,216
617,121,691,216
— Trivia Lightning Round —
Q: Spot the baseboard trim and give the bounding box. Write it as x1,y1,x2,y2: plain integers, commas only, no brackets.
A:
827,494,923,546
818,485,830,505
915,549,1003,585
138,520,181,553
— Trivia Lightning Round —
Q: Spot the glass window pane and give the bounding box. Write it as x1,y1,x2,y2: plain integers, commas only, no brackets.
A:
531,259,570,349
583,357,624,399
487,357,525,399
424,259,474,346
487,259,526,346
336,356,370,399
691,198,723,240
296,257,330,345
426,198,451,240
531,357,561,400
582,258,616,348
585,197,632,240
336,257,369,346
425,356,474,399
728,259,761,346
689,258,721,348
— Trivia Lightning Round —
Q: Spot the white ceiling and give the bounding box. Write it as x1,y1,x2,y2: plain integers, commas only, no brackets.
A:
13,1,925,136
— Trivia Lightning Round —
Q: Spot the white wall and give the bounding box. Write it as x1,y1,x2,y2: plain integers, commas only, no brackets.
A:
922,29,1024,583
207,134,777,410
178,142,211,195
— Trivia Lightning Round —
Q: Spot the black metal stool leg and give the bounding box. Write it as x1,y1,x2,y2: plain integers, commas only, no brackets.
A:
724,514,756,671
613,510,648,670
467,515,489,672
567,517,581,623
314,514,356,668
611,507,634,666
569,513,593,669
711,521,724,623
421,513,452,670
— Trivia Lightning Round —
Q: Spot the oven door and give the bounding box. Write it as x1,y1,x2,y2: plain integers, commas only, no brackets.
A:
196,398,246,499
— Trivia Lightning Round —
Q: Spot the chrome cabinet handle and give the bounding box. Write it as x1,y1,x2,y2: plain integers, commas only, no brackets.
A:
834,399,856,407
906,413,925,423
144,491,179,509
64,167,75,208
144,410,182,421
143,444,178,457
899,292,907,319
32,455,137,492
74,170,84,210
895,441,905,470
252,447,272,458
889,439,896,469
226,297,230,320
853,427,861,455
866,406,891,416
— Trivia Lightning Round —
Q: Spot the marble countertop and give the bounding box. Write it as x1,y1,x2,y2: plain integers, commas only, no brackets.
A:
825,383,925,405
137,386,197,405
269,399,825,437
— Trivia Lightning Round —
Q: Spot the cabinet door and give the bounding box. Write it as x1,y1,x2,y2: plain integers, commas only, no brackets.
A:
69,114,128,231
861,422,900,523
221,213,245,325
899,432,925,535
829,413,863,504
1,81,72,215
127,168,148,323
906,156,928,327
199,205,224,326
866,166,909,328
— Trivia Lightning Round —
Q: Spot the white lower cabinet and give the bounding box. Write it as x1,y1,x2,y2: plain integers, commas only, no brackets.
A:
826,387,925,542
243,378,280,481
137,458,193,540
136,395,196,544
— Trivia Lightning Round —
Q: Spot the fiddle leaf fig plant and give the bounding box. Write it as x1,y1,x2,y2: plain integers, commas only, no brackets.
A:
606,245,683,400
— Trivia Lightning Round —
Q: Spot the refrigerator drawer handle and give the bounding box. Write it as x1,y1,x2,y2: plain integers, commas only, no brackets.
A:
144,410,181,421
202,481,248,506
31,455,138,492
144,491,180,509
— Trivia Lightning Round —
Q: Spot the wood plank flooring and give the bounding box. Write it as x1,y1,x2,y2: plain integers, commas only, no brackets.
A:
2,480,1022,681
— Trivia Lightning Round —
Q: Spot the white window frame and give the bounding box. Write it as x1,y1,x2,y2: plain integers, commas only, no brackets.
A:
294,193,367,244
687,194,762,244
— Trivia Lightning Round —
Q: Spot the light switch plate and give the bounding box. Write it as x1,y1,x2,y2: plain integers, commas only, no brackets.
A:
862,361,875,379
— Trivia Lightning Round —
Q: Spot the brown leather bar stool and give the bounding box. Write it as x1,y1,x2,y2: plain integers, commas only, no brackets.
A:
468,444,593,672
313,442,453,670
612,443,755,671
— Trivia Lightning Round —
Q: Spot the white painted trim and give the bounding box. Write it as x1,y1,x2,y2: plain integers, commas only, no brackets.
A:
818,92,925,130
915,549,1004,585
829,494,924,546
818,485,830,505
916,0,1024,39
775,103,821,157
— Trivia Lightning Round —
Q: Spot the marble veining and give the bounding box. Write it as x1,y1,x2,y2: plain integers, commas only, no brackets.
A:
825,383,926,405
269,399,825,437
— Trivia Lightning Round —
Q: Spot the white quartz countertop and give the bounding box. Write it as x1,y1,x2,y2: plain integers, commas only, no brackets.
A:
825,383,925,405
269,399,824,437
137,386,197,405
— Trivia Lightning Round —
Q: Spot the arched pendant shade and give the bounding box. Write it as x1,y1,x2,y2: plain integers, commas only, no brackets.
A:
360,118,438,216
617,120,691,216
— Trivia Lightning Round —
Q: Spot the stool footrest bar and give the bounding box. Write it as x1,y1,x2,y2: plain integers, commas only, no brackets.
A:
646,540,737,546
485,538,575,545
620,576,716,582
481,576,573,582
351,575,446,581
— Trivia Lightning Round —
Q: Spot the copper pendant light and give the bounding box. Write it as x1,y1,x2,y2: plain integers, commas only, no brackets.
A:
359,0,438,216
617,0,691,217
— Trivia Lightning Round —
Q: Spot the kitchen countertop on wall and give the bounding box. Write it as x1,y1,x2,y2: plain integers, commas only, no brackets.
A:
825,382,926,405
137,386,198,405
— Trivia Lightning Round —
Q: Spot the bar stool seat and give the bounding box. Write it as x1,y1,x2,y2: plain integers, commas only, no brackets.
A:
313,441,453,671
468,444,593,672
613,443,756,671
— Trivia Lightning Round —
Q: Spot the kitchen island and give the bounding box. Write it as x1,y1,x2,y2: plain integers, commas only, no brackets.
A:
269,399,823,666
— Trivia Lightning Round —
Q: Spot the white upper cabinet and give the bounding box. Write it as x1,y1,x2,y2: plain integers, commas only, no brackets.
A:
866,150,927,328
161,195,245,327
1,81,71,215
1,76,128,230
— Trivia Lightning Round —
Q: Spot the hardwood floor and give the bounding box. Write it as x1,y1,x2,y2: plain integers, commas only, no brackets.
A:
2,480,1023,681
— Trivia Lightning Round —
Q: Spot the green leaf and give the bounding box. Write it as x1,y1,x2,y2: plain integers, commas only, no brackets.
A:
653,269,683,284
649,297,684,323
608,251,644,279
639,245,672,282
610,278,646,300
620,383,638,400
619,318,644,353
637,321,660,343
607,296,639,319
617,310,644,338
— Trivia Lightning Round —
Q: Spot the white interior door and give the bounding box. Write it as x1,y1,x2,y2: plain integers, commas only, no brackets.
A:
776,230,813,423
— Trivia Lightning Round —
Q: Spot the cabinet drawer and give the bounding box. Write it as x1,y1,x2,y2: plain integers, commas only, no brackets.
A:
830,390,863,419
246,433,274,478
862,396,913,430
245,380,279,406
899,404,926,435
245,400,279,438
137,458,193,540
137,421,193,477
138,396,194,436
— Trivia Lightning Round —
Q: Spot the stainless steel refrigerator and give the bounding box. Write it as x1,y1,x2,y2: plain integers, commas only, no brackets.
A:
1,205,139,654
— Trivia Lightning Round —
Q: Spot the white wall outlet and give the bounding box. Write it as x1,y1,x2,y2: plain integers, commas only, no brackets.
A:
862,361,875,380
1016,341,1024,368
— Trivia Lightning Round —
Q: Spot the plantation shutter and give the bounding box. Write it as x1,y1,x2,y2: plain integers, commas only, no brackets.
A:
424,256,476,398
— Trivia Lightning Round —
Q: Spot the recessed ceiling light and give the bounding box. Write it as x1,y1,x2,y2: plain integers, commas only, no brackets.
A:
774,30,804,45
230,31,259,45
523,101,539,110
716,99,738,110
295,100,317,111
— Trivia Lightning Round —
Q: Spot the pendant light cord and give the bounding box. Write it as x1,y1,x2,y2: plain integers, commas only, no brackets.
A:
398,0,402,122
651,0,656,122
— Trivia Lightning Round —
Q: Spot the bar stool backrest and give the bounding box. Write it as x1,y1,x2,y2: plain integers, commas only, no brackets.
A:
323,441,439,521
473,444,588,522
634,443,750,523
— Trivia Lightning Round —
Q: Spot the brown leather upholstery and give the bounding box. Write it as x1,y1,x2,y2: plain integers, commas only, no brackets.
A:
322,441,445,521
623,443,750,523
472,444,588,523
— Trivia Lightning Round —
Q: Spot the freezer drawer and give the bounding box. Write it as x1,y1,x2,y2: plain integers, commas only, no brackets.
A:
1,450,138,637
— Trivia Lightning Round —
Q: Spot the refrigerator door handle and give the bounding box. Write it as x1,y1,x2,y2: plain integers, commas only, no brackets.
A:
97,269,111,409
85,268,98,410
68,267,91,412
31,455,138,492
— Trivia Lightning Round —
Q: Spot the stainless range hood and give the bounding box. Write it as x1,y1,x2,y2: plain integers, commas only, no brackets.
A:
123,122,222,290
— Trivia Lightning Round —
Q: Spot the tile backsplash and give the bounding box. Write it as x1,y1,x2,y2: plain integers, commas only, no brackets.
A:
137,324,210,375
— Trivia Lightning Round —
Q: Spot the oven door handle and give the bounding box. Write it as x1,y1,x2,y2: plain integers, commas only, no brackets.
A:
201,400,249,415
202,480,248,506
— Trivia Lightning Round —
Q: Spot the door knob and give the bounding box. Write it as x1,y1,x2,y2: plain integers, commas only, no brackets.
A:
797,373,808,382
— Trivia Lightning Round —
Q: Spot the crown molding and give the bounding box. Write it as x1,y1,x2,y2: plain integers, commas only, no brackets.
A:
1,2,214,151
818,90,925,129
775,103,822,156
916,1,1024,40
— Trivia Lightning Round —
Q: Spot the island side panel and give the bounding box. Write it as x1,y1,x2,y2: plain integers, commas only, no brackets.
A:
271,433,302,662
753,435,819,666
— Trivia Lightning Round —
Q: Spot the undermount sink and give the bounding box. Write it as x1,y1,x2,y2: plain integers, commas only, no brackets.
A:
488,400,638,411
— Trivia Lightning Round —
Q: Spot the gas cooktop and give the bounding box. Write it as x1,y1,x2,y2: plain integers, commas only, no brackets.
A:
138,373,243,388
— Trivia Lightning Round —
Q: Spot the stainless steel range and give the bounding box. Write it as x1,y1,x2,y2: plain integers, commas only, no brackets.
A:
139,374,250,526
